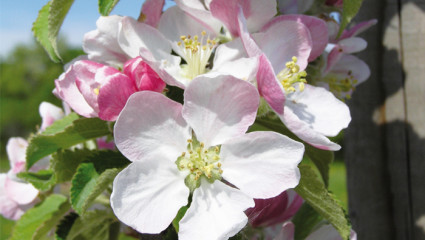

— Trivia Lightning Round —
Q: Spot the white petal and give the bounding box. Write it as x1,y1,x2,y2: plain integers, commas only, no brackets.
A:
114,91,190,162
118,17,171,60
111,160,189,234
221,131,304,199
5,177,39,205
6,137,27,170
39,102,64,131
285,85,351,137
212,57,259,85
213,38,248,69
179,179,254,240
182,75,259,147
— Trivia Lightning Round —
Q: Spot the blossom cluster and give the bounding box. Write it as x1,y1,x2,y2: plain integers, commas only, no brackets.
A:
2,0,374,239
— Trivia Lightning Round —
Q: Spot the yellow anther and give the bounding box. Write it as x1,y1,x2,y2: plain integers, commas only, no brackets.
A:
194,35,198,41
181,152,186,157
180,36,186,40
93,88,100,95
200,142,204,148
201,31,206,36
217,162,222,167
187,139,192,143
292,56,298,62
177,42,182,46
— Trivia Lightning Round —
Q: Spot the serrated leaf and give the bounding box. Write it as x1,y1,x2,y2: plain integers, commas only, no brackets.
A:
51,149,92,183
66,210,116,240
42,113,79,135
33,1,61,62
99,0,120,16
70,151,130,215
11,194,68,240
17,170,56,191
292,203,323,240
305,145,334,187
338,0,364,37
55,212,79,240
49,0,75,41
172,206,188,232
33,200,71,240
26,117,110,169
295,165,351,239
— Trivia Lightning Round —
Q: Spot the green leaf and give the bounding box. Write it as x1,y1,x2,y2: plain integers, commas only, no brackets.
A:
11,194,69,240
70,151,130,215
66,210,116,240
295,165,351,239
33,200,71,240
338,0,364,37
49,0,75,43
172,206,189,232
292,203,323,240
17,170,56,191
26,117,110,169
99,0,120,16
55,212,79,240
51,149,92,183
42,113,79,135
33,2,61,62
305,145,334,187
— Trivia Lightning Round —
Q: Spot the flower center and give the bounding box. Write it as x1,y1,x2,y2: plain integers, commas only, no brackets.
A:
276,56,307,94
322,71,358,100
177,31,217,80
176,137,222,191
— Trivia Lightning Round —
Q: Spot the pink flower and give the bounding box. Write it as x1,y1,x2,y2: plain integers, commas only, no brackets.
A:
0,138,39,220
54,57,165,121
39,102,65,132
111,75,304,239
246,190,302,228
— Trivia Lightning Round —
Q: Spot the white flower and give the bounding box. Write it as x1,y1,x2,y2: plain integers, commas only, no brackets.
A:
111,75,304,239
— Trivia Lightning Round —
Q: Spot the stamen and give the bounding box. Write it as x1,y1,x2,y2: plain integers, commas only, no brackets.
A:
276,56,307,94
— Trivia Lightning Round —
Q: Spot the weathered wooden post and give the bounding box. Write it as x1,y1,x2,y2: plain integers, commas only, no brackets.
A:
345,0,425,239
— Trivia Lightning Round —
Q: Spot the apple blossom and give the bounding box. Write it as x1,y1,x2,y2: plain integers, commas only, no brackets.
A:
54,57,165,121
112,75,304,239
39,101,65,132
0,138,39,220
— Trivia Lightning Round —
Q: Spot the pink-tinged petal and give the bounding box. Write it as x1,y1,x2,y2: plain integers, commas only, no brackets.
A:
246,190,302,227
236,7,263,57
274,222,295,240
254,19,312,71
83,15,128,66
97,72,137,121
5,177,38,205
114,91,190,162
175,0,222,34
111,160,189,234
257,54,285,115
118,17,171,60
139,47,187,88
39,102,64,131
182,75,259,147
262,15,328,62
331,54,371,85
6,137,27,171
54,66,97,118
213,38,248,68
139,0,165,28
158,6,216,58
179,179,254,240
73,61,110,113
212,57,258,85
340,19,378,40
221,131,303,199
210,0,240,37
325,38,367,74
0,174,24,220
123,57,166,92
280,85,351,150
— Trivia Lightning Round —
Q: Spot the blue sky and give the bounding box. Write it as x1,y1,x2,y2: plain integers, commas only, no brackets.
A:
0,0,175,57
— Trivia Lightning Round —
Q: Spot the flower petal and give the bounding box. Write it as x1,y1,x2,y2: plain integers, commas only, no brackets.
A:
123,57,166,92
0,174,24,220
111,160,189,234
139,0,165,28
97,72,137,121
182,75,259,147
83,15,128,66
179,179,254,240
114,91,190,162
261,15,328,62
39,102,64,131
5,177,38,205
221,131,303,199
274,222,295,240
212,57,258,85
6,137,28,172
331,54,370,85
340,19,377,40
213,38,248,68
175,0,222,34
118,17,171,60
